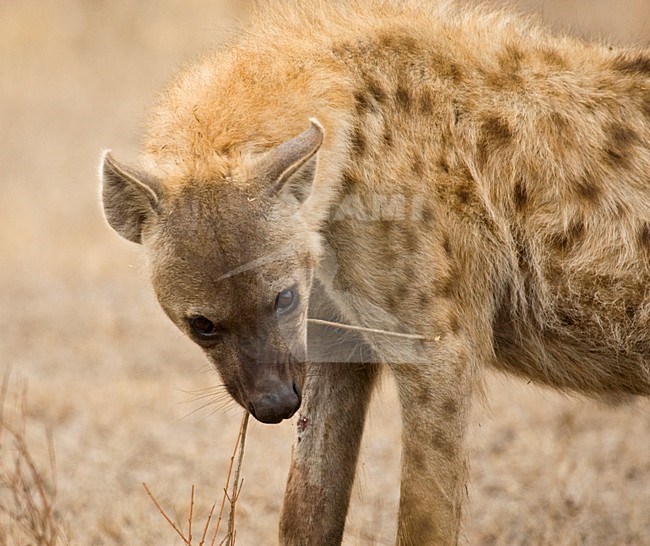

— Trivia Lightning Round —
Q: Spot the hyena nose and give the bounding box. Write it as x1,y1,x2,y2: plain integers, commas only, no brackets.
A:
248,382,301,424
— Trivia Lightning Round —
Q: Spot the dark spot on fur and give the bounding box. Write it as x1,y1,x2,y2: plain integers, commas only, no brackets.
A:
513,179,528,210
438,158,450,174
416,383,431,405
332,40,354,58
418,291,431,310
426,49,464,82
379,218,393,235
610,122,638,147
574,177,601,204
549,111,570,133
483,72,502,89
418,89,433,114
442,397,458,416
484,115,513,143
411,153,424,177
332,268,349,291
354,91,370,114
477,115,513,167
409,446,428,472
500,44,524,70
447,63,463,83
386,279,410,314
351,126,366,156
432,429,456,459
300,252,315,270
442,234,452,256
625,301,639,320
384,291,399,313
550,219,585,254
422,206,435,224
448,313,461,334
396,279,410,300
454,180,474,205
341,171,360,191
363,76,388,105
377,31,419,56
557,310,576,327
515,238,531,273
456,349,469,377
541,48,568,69
485,45,524,89
383,126,393,147
604,123,639,167
639,223,650,250
612,53,650,76
567,219,586,243
380,224,399,266
435,275,456,299
401,225,420,254
395,84,412,112
384,248,399,265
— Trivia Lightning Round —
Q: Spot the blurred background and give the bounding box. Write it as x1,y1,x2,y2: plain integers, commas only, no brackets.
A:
1,1,648,544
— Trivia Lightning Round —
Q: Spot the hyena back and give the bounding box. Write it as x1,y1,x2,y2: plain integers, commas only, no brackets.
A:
101,1,649,544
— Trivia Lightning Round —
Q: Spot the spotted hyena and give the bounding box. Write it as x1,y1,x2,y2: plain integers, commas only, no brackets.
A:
100,0,650,543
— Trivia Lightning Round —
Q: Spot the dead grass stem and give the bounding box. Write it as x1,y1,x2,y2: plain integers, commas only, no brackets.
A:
0,371,67,546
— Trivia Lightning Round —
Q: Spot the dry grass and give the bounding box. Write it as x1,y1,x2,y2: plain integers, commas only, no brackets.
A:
0,373,67,545
143,413,249,546
0,1,648,544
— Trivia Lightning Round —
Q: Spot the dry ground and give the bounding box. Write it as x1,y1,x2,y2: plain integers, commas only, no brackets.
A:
0,1,648,544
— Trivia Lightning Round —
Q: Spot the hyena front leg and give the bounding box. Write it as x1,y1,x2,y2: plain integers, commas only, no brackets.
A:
280,318,379,545
390,344,475,546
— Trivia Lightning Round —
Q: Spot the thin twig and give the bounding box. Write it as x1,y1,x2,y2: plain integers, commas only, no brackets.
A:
199,502,216,546
188,484,195,545
210,418,244,546
307,318,438,341
225,412,249,546
142,482,190,545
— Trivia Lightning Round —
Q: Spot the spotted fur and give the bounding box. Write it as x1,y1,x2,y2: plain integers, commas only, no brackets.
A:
101,1,649,544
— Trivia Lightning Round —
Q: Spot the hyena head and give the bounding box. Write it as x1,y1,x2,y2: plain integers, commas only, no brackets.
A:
100,121,324,424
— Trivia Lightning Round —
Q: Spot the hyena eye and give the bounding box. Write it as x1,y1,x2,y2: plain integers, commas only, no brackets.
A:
275,288,298,314
189,316,221,340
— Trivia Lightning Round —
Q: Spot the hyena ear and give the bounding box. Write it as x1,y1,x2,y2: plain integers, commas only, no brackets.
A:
100,151,163,244
260,119,324,204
